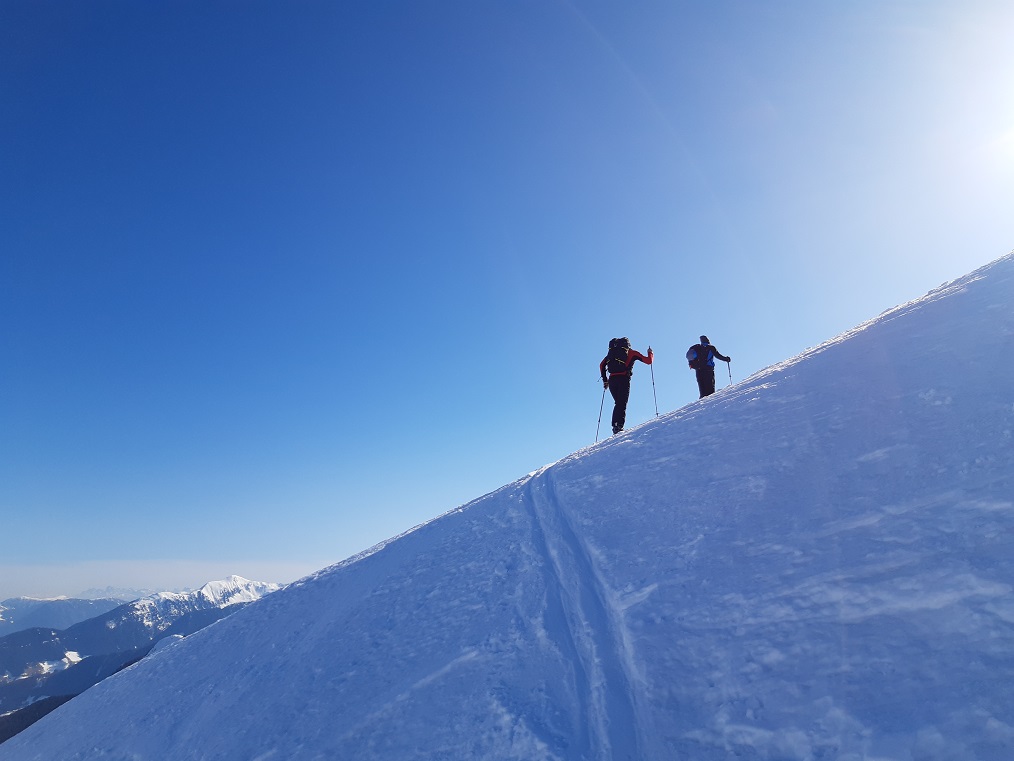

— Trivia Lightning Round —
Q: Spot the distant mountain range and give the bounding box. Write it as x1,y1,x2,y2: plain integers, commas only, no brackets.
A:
0,576,280,744
73,586,164,602
0,598,124,636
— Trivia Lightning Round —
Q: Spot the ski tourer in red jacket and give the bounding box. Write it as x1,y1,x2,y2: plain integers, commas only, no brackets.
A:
599,337,653,434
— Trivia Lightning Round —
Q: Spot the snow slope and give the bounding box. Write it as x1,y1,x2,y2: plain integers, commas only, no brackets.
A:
2,254,1013,760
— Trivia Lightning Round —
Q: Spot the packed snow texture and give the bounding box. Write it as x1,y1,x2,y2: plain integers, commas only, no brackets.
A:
2,255,1013,760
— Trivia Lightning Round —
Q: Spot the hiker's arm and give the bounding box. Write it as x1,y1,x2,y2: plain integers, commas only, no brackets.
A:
600,357,609,385
630,349,653,365
714,349,730,362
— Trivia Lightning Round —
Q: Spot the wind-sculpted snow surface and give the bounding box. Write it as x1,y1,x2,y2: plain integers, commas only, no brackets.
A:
3,254,1013,760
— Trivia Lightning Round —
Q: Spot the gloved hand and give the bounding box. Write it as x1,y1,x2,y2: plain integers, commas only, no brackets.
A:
603,379,608,389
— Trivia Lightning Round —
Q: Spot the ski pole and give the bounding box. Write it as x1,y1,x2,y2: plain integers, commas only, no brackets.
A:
595,384,606,442
649,346,659,417
726,360,733,385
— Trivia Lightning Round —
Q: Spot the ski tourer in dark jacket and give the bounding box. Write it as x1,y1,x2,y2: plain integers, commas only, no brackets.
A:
686,335,730,398
600,337,653,434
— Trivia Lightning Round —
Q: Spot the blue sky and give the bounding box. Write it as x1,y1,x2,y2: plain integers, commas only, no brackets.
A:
2,1,1012,598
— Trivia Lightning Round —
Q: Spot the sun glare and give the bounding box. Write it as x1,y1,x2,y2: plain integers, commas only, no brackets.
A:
989,129,1014,164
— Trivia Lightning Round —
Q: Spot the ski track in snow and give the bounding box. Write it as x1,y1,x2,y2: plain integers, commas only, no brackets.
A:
524,466,645,761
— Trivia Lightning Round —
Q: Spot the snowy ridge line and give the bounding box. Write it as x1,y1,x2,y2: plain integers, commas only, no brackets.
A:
705,249,1014,396
525,466,645,760
294,479,529,589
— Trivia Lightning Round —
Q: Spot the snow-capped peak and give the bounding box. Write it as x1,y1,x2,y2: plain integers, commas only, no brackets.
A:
197,576,282,607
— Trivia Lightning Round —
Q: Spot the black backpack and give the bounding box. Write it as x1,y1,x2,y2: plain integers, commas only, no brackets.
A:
607,337,631,375
686,343,708,370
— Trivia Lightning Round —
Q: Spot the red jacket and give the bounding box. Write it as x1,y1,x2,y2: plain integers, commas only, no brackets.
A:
600,348,652,382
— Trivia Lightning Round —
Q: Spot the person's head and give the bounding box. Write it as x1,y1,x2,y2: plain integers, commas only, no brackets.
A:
700,335,710,345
